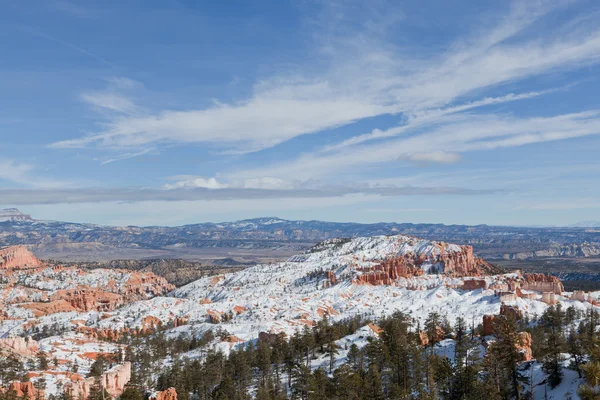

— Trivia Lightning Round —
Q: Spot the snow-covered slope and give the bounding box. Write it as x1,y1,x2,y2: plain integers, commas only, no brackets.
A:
1,234,598,398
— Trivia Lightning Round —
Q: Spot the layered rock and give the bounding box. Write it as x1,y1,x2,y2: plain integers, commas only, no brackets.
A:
66,362,131,399
353,241,495,285
354,256,424,285
0,336,39,355
49,288,124,312
461,279,488,291
1,255,175,316
521,274,563,294
437,245,495,277
0,246,41,270
7,381,40,399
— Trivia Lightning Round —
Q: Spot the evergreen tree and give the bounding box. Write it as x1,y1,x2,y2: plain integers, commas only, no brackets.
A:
37,351,49,370
119,387,144,400
363,364,384,400
87,355,106,378
488,315,528,400
567,328,585,378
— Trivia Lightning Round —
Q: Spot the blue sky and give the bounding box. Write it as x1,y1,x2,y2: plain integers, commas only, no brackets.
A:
1,0,600,226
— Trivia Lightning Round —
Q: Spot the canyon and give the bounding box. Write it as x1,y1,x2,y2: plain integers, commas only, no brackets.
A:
1,233,598,399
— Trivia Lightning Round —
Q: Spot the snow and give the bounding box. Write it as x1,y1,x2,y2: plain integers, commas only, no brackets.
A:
2,233,599,397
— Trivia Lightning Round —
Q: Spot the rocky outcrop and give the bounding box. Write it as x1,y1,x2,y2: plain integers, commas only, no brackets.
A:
482,305,523,335
0,336,39,355
541,292,558,305
418,330,429,346
49,288,123,312
482,315,495,336
8,381,40,399
572,291,591,302
150,388,177,400
21,299,78,316
1,260,175,316
500,304,523,321
522,274,563,294
418,326,445,346
67,362,131,399
0,246,41,270
437,245,495,277
461,279,488,291
354,242,496,285
517,332,533,361
355,256,424,285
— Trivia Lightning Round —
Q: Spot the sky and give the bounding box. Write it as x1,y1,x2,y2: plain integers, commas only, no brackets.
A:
1,0,600,227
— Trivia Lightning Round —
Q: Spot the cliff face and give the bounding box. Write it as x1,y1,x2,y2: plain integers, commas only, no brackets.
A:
67,362,131,399
354,242,496,285
438,245,496,277
522,273,564,294
0,336,39,355
0,246,41,270
7,381,40,399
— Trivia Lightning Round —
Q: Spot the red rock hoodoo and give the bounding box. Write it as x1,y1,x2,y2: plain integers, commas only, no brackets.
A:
150,388,178,400
8,381,40,399
354,243,495,285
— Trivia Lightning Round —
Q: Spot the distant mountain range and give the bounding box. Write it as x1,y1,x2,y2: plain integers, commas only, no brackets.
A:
570,221,600,228
0,208,599,263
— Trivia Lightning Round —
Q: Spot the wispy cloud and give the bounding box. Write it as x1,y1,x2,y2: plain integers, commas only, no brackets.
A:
0,159,70,189
398,151,462,166
50,0,600,160
236,110,600,181
21,26,117,68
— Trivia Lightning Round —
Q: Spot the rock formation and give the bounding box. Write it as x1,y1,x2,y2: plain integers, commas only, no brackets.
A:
354,243,495,285
0,246,41,270
437,245,495,277
8,381,40,399
0,336,39,355
541,292,558,305
0,252,175,316
461,279,488,291
482,315,495,336
517,332,533,361
67,362,131,399
150,388,178,400
49,288,124,312
521,274,563,294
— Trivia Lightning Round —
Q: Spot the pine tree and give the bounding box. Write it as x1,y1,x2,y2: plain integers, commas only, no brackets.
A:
363,364,384,400
119,387,144,400
541,305,565,389
87,379,110,400
37,351,50,370
568,328,585,378
87,355,106,378
489,315,528,400
578,362,600,399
